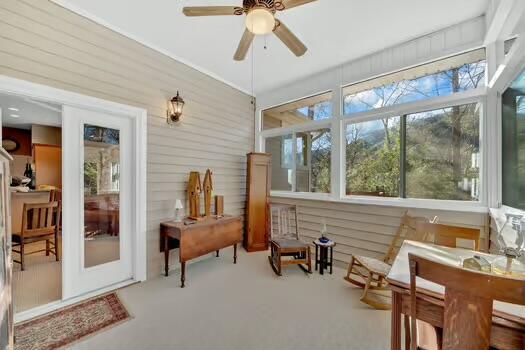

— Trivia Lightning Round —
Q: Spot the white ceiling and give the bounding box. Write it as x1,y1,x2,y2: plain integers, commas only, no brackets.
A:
54,0,488,95
0,93,61,130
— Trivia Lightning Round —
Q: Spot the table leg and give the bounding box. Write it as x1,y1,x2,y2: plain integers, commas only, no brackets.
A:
216,250,219,257
320,247,325,275
315,245,318,271
164,233,169,277
391,290,402,350
233,244,237,264
181,261,186,288
330,246,333,274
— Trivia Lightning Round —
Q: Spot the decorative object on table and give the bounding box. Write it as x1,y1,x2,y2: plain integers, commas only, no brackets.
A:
344,212,439,310
166,91,185,125
313,238,335,275
161,216,242,287
319,217,329,243
245,153,271,252
493,213,525,277
462,255,491,273
215,195,224,217
268,204,312,276
203,169,213,218
174,199,184,223
187,171,202,220
14,293,131,350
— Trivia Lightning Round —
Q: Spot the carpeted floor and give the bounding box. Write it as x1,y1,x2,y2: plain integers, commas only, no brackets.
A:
67,247,391,350
13,236,120,313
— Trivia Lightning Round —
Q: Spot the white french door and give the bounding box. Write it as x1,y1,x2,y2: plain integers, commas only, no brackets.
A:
62,106,134,299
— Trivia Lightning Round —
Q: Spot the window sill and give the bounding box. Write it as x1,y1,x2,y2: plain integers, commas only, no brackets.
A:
270,191,489,213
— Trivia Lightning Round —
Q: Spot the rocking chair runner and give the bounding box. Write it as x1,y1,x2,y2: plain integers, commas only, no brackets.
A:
268,204,312,276
344,212,438,310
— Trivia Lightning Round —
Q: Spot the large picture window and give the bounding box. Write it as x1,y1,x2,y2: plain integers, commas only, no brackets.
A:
406,103,480,201
344,102,480,201
346,117,400,197
260,49,486,206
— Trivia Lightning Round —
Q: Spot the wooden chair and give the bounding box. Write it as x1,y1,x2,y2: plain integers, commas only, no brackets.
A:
408,253,525,350
268,204,312,276
12,201,61,271
344,212,438,310
410,221,481,349
415,221,481,251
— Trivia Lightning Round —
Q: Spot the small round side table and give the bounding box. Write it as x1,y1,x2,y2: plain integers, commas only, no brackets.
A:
313,239,336,275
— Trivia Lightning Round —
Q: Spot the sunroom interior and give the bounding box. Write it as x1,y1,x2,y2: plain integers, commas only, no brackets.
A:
0,0,524,349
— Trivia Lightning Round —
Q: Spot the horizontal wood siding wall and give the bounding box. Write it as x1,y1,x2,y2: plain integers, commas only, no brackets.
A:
271,197,489,265
0,0,254,278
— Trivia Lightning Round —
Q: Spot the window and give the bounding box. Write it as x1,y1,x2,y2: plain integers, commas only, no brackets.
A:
345,103,480,201
346,117,400,197
262,91,333,130
296,129,331,193
406,103,480,201
266,135,292,191
502,68,525,209
343,49,486,115
260,49,486,206
265,129,331,193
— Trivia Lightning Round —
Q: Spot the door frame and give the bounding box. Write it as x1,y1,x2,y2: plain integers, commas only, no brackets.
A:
0,75,147,322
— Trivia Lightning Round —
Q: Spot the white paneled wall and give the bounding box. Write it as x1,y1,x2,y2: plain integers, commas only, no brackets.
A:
0,0,254,278
271,197,489,266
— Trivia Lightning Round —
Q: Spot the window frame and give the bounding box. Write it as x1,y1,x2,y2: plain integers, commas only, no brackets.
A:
342,89,486,205
258,55,489,213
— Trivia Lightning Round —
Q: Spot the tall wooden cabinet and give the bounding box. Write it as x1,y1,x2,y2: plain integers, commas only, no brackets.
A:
0,148,13,350
244,153,271,252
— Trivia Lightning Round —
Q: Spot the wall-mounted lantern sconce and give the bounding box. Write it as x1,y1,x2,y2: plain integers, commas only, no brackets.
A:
167,91,185,125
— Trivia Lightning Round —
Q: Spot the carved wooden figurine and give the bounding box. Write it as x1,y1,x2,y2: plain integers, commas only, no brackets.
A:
188,171,202,220
203,169,213,218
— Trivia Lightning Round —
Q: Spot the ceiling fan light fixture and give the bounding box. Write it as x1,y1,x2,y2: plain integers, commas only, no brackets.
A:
245,8,275,35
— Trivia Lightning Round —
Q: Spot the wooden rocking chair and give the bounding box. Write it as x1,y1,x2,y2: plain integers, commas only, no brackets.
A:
344,212,437,309
268,204,312,276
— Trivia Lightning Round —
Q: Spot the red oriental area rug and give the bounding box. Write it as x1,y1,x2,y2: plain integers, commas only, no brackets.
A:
14,293,131,350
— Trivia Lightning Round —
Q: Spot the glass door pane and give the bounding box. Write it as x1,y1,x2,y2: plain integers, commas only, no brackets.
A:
83,125,120,268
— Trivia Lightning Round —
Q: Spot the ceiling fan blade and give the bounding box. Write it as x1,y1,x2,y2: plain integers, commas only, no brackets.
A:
234,29,255,61
281,0,317,10
273,20,307,57
183,6,242,16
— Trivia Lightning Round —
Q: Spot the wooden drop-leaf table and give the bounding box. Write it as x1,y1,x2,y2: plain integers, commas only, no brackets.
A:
160,216,243,288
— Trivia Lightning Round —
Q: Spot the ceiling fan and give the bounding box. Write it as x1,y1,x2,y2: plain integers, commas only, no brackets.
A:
183,0,317,61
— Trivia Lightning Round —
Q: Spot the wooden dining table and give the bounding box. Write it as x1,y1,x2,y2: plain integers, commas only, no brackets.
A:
386,240,525,350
